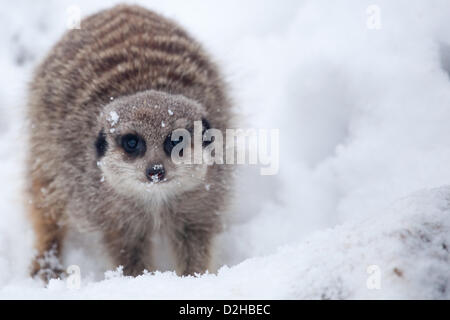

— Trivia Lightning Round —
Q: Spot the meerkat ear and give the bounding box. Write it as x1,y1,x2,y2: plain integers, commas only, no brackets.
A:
95,128,108,158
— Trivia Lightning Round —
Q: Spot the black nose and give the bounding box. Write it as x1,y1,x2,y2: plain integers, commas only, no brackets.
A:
146,165,165,182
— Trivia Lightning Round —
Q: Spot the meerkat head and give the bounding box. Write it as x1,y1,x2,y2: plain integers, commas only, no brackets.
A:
94,90,213,204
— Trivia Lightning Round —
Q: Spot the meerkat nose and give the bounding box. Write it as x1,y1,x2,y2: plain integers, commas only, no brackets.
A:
146,164,165,183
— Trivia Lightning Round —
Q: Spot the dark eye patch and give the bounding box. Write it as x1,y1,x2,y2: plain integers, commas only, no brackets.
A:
163,119,212,158
202,118,211,132
202,118,213,147
120,133,146,157
95,129,108,158
164,134,184,157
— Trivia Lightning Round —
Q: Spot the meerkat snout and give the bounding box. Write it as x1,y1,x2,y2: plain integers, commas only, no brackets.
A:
146,164,166,183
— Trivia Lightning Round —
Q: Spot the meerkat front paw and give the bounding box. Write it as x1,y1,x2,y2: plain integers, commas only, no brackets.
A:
31,250,66,283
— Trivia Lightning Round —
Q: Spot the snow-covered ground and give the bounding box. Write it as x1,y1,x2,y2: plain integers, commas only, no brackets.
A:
0,0,449,299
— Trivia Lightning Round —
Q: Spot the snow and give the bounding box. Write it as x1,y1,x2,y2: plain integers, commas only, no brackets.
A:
1,187,449,299
107,111,119,133
107,111,119,127
0,0,449,299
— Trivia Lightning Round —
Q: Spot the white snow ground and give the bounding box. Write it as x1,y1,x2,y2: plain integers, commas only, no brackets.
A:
0,0,449,299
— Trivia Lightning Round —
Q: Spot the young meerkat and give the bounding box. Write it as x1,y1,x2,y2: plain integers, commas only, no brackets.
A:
27,4,233,281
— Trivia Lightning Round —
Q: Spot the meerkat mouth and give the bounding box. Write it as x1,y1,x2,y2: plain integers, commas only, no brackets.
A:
149,173,165,183
146,175,170,186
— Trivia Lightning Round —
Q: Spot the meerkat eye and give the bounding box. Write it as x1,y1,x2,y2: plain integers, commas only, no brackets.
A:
164,134,184,156
126,137,137,149
121,134,145,156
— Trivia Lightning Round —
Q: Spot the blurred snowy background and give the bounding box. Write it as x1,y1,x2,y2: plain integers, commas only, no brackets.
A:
0,0,449,299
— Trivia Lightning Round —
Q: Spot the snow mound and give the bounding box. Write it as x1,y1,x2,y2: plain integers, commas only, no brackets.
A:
0,187,448,299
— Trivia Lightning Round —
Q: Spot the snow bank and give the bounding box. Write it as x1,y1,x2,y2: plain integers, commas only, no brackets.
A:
0,0,450,299
0,186,448,299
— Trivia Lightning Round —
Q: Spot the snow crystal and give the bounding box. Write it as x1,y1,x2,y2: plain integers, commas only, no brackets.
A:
107,111,119,127
104,266,124,280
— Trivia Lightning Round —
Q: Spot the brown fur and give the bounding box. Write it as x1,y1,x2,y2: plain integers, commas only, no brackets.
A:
27,4,233,281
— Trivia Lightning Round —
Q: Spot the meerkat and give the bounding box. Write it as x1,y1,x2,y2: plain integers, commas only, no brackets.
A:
27,4,233,281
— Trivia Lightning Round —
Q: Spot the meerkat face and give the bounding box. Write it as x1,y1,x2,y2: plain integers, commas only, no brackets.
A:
94,90,212,204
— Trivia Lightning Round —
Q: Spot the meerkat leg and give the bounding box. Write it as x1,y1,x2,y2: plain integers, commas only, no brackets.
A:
104,227,150,276
28,176,67,282
29,202,66,282
170,224,214,276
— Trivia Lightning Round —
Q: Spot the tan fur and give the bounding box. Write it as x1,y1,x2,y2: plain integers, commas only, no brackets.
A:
27,4,233,281
29,178,66,280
